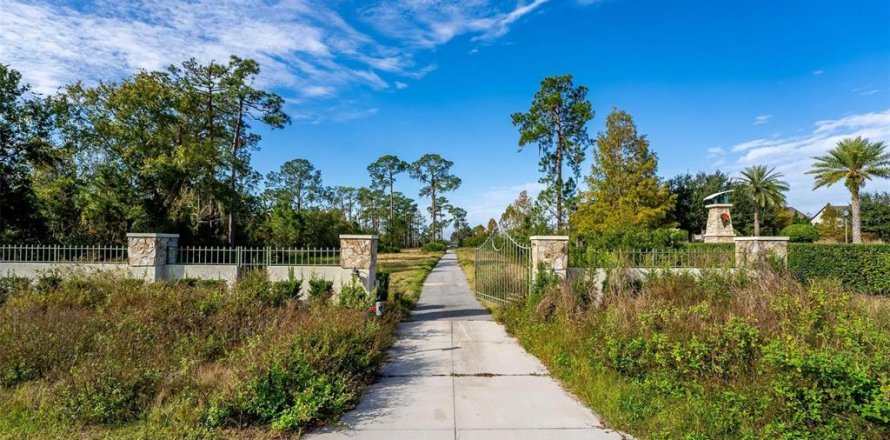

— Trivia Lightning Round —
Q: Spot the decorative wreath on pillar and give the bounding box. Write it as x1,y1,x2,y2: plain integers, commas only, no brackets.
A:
720,212,731,226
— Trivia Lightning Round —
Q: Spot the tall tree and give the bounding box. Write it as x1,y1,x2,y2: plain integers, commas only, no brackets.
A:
738,165,789,237
0,64,54,242
511,75,593,232
861,191,890,242
573,109,675,235
368,155,409,246
806,137,890,243
265,159,322,212
220,57,290,245
669,171,730,238
409,154,461,241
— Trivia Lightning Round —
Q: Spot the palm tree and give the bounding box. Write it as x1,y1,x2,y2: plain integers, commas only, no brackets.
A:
738,165,789,236
806,137,890,243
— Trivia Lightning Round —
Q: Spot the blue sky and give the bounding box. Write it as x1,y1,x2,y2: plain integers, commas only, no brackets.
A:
2,0,889,226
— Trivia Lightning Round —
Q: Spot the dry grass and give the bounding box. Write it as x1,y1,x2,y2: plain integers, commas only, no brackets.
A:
454,247,476,287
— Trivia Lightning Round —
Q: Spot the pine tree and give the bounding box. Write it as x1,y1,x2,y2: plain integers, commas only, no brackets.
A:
572,109,675,234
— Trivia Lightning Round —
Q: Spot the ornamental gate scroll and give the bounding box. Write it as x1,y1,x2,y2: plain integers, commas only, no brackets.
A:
473,227,531,305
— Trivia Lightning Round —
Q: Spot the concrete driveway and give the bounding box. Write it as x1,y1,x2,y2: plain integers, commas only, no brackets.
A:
308,251,625,440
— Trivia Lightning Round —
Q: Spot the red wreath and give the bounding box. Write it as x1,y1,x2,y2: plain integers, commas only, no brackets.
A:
720,212,731,225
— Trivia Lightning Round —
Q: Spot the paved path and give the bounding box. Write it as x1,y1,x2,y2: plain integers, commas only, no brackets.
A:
309,251,623,440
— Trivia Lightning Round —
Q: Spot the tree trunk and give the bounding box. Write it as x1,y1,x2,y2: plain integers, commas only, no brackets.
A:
228,97,244,246
430,180,437,242
851,188,861,243
554,108,564,233
389,176,395,248
753,205,761,237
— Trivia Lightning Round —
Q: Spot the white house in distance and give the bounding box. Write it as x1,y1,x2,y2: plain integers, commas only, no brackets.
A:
810,204,850,225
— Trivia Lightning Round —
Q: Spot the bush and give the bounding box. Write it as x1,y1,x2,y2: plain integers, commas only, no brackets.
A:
308,278,334,301
789,244,890,294
421,241,447,252
0,276,29,305
781,224,820,243
375,272,390,302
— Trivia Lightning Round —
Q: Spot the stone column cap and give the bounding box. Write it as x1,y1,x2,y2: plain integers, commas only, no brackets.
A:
734,236,790,242
126,232,180,238
705,203,733,209
339,234,379,240
529,235,569,240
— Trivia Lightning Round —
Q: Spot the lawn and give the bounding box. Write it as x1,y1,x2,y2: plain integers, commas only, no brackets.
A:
0,250,443,439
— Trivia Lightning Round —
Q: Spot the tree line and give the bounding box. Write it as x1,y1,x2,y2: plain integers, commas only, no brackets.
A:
0,60,464,247
460,75,890,246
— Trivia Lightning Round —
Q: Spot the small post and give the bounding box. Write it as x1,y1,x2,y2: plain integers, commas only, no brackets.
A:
529,236,569,280
126,233,179,282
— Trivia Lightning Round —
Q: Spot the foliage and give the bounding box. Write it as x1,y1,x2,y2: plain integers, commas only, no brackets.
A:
496,264,890,439
421,241,448,252
409,154,461,241
573,109,675,235
0,64,55,243
668,171,730,239
308,278,334,301
738,165,789,237
862,191,890,241
815,205,849,242
788,244,890,294
512,74,594,232
807,136,890,243
337,276,370,309
375,271,390,302
781,224,820,243
368,155,410,246
265,158,323,212
498,190,551,239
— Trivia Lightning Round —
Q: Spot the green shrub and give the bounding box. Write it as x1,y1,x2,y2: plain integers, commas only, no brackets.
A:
266,279,303,306
0,275,29,305
375,272,390,302
337,280,369,309
781,224,821,242
789,244,890,294
421,241,447,252
308,278,334,301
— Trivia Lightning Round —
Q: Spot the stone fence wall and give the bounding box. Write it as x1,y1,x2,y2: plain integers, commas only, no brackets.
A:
533,235,789,301
0,234,378,293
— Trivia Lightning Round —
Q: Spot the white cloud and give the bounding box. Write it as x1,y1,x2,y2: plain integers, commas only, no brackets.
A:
394,81,409,89
722,109,890,213
812,70,824,75
359,0,549,48
753,114,772,125
0,0,543,107
707,146,725,155
852,87,880,96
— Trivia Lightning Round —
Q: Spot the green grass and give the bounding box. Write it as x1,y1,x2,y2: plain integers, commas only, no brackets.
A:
0,250,443,439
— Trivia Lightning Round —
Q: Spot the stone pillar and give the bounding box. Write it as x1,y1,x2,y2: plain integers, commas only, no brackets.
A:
127,233,179,282
734,237,789,267
530,235,569,280
704,204,734,243
339,235,378,292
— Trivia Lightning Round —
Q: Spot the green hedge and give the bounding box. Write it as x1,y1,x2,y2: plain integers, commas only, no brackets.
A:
788,244,890,294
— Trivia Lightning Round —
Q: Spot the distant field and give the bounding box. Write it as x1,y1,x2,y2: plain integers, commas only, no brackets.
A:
0,250,443,439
